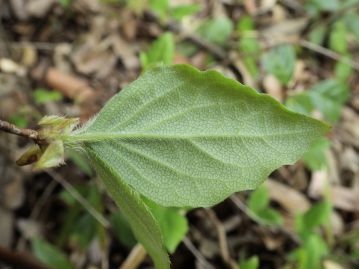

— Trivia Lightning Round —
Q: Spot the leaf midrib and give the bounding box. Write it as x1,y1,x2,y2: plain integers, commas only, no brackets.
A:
66,130,314,143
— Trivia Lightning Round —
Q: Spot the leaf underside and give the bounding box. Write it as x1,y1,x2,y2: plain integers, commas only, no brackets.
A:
88,149,169,269
70,64,329,208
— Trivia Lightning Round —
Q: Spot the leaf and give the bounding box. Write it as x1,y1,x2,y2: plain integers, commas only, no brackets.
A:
33,88,63,104
87,148,169,269
248,185,269,213
262,45,296,85
111,211,137,248
308,79,349,123
239,256,259,269
140,32,175,70
302,137,331,171
146,200,188,253
256,208,283,226
149,0,169,19
31,238,75,269
248,185,283,225
197,17,233,45
170,4,200,21
66,64,329,208
329,21,348,54
302,201,331,232
285,93,314,116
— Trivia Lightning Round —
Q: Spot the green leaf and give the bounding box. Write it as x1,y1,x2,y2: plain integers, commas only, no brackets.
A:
197,17,233,45
302,201,331,232
237,16,260,78
248,185,269,213
248,185,283,225
285,93,314,116
239,256,259,269
170,4,200,21
308,79,349,123
146,200,188,253
335,56,352,82
329,21,348,54
31,238,75,269
302,137,330,171
33,88,63,104
66,64,329,208
149,0,169,19
111,211,137,248
292,234,328,269
87,149,169,269
256,208,283,225
309,24,327,45
262,45,296,85
140,33,175,70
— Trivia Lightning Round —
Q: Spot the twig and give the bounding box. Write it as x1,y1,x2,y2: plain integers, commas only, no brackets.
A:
145,11,244,82
0,245,50,269
299,39,359,72
230,195,301,244
0,119,39,141
204,209,237,269
183,237,216,269
46,170,110,228
119,244,147,269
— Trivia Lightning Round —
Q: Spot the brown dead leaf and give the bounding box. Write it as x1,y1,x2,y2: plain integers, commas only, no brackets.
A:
266,178,310,214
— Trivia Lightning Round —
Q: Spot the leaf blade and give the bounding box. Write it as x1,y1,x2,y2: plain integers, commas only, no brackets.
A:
69,65,329,208
87,148,170,269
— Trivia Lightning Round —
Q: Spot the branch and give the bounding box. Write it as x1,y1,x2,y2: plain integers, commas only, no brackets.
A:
0,119,39,140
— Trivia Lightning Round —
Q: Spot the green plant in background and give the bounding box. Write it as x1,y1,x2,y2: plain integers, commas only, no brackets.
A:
247,185,283,226
32,238,75,269
239,255,259,269
262,44,296,86
197,16,234,46
33,88,63,105
140,32,175,70
5,64,329,269
237,16,260,79
289,201,332,269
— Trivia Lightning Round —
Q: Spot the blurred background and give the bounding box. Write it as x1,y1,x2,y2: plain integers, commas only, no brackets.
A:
0,0,359,268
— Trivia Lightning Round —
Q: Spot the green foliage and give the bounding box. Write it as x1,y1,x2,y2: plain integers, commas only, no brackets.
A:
31,64,328,269
262,45,296,85
67,65,328,208
306,0,339,15
140,32,175,70
290,201,332,269
149,0,169,19
66,149,93,176
329,21,348,54
58,0,71,8
291,233,328,269
302,137,330,171
111,211,137,248
33,88,63,104
31,238,75,269
296,201,332,237
286,93,314,116
88,149,170,269
9,114,28,128
170,4,200,21
237,16,260,78
309,79,349,123
146,200,188,253
239,256,259,269
197,17,233,45
248,185,283,225
58,185,103,249
286,79,349,124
